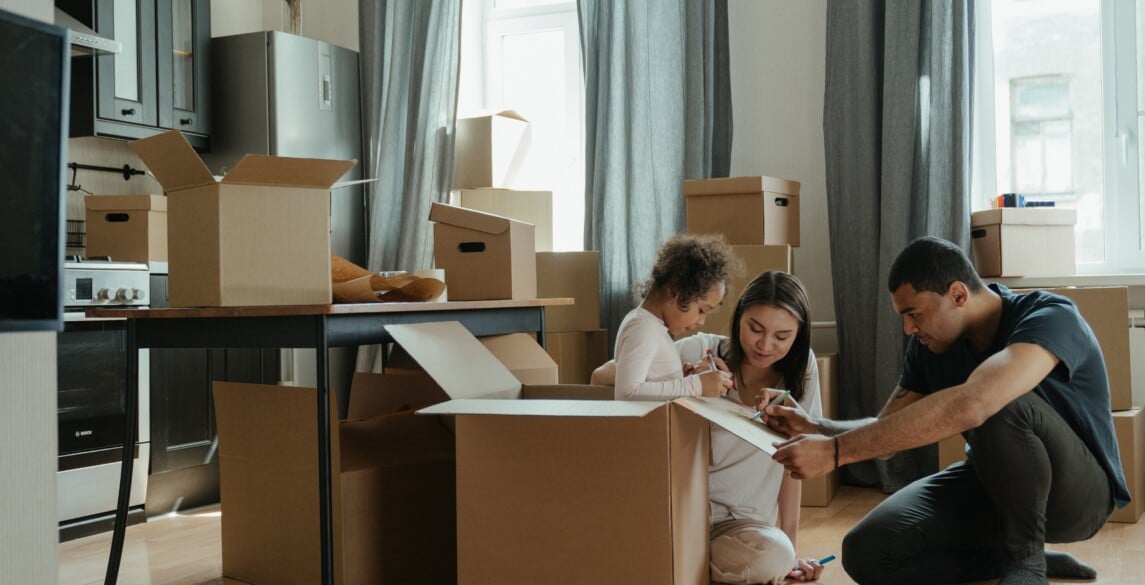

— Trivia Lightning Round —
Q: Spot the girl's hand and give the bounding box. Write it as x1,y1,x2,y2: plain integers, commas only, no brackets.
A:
698,369,734,397
787,557,827,581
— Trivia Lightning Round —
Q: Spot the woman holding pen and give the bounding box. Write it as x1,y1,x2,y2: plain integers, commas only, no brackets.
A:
594,270,830,583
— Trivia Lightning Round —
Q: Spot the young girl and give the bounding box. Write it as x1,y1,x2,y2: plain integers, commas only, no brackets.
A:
612,233,738,400
598,270,828,584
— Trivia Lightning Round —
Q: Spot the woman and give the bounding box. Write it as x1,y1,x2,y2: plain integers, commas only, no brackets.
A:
593,270,828,584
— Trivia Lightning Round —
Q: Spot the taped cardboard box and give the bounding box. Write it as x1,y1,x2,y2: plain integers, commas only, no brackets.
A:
452,110,530,189
684,176,800,246
698,244,793,335
545,329,609,384
452,188,553,252
429,202,536,301
84,195,167,263
130,130,354,307
802,352,840,507
970,208,1076,277
402,321,791,585
1111,406,1144,523
214,379,455,585
537,251,601,332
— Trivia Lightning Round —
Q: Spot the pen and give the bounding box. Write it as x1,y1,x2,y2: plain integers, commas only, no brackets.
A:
706,349,718,372
749,390,790,421
819,554,836,565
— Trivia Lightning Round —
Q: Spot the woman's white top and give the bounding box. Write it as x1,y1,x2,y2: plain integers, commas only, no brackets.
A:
677,332,823,525
612,306,703,400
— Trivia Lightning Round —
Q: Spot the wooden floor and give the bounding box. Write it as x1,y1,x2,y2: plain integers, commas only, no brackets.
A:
59,485,1145,585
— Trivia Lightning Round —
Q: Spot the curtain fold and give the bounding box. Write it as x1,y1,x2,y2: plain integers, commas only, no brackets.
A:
823,0,972,491
357,0,462,370
580,0,732,353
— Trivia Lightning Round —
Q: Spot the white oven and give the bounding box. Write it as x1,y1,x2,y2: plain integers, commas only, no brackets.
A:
57,260,150,539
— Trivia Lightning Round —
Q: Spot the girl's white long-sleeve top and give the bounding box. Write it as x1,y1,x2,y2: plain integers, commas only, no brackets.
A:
612,306,703,401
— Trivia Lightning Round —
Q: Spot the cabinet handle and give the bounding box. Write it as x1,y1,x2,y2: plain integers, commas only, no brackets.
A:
179,118,192,125
121,108,136,116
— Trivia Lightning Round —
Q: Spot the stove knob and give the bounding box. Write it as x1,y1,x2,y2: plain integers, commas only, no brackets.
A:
130,288,145,301
114,288,130,302
96,288,112,300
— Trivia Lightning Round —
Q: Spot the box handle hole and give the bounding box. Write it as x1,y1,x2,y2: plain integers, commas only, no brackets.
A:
458,242,486,253
105,213,130,223
774,197,789,207
971,228,987,239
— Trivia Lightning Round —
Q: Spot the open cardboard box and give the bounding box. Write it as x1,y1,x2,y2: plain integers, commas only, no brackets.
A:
397,321,788,585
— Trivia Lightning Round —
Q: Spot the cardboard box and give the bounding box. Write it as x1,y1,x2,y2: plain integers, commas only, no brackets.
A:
84,195,168,263
698,244,794,335
1110,407,1144,523
970,208,1077,277
404,321,791,585
452,110,530,189
1044,287,1132,411
802,352,839,507
1132,327,1145,408
130,130,354,307
429,202,536,301
683,176,801,246
545,329,610,384
478,332,559,385
451,188,553,252
214,379,456,585
536,251,601,332
938,434,968,469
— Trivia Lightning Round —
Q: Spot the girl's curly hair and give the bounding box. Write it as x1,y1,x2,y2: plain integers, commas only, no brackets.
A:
635,233,741,310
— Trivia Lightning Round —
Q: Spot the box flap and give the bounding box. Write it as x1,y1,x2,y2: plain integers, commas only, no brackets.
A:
479,333,558,385
970,208,1078,227
129,130,216,192
418,397,662,417
683,175,801,197
84,194,167,212
460,109,528,123
672,396,788,455
429,202,529,236
384,321,522,400
221,155,356,188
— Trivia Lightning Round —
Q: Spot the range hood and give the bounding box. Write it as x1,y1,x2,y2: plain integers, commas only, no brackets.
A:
54,7,120,56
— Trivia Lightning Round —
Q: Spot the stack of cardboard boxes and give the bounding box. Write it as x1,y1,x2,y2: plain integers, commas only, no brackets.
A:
536,251,609,384
937,286,1145,524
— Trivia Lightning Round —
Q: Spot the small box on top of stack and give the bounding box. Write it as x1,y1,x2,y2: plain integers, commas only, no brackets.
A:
536,251,608,383
970,205,1077,277
451,110,554,252
84,194,168,264
130,130,355,307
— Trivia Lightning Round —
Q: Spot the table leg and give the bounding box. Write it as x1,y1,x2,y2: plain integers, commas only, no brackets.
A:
315,318,334,585
104,320,138,585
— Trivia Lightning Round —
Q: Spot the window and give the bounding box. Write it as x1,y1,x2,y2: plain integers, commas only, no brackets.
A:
973,0,1145,272
458,0,585,251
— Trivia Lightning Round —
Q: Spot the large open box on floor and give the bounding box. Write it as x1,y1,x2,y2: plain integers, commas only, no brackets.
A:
401,321,790,585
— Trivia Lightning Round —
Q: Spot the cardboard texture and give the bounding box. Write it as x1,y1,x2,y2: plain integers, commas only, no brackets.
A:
1111,407,1144,523
545,329,609,384
84,195,168,263
429,202,537,301
802,353,839,506
478,333,559,385
451,188,553,252
536,251,602,332
397,321,791,584
1043,287,1133,411
683,175,801,246
970,208,1077,277
1132,327,1145,407
452,110,530,189
213,380,456,585
938,434,969,469
698,245,794,335
130,130,354,307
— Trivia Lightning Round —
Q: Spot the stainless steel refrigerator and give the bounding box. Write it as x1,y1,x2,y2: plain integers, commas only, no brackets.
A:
204,30,365,398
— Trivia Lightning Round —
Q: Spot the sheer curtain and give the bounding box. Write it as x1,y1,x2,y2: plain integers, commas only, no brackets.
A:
579,0,732,352
823,1,973,491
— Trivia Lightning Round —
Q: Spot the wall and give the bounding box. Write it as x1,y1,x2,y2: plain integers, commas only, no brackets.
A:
2,4,59,585
727,0,835,353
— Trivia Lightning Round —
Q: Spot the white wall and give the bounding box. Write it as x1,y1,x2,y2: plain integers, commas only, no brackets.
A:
211,0,358,50
727,0,835,352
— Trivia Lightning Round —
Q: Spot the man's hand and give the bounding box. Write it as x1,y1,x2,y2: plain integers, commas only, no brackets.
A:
772,434,836,480
755,389,817,437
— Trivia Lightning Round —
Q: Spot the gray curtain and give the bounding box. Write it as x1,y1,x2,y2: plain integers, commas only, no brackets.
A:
579,0,732,353
357,0,462,370
823,1,973,491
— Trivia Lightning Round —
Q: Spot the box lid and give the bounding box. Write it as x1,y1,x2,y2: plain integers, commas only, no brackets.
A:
459,109,528,123
221,155,356,189
428,202,533,236
418,397,662,417
672,396,786,455
84,194,167,212
970,208,1078,227
683,175,801,197
129,130,216,192
385,321,523,400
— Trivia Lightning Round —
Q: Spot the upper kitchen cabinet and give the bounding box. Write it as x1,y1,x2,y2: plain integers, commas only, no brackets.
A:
59,0,211,149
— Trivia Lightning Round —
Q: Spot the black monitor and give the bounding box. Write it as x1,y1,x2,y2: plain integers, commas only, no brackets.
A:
0,9,69,332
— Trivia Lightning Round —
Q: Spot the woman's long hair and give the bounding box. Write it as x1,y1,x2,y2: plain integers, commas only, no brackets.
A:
724,271,812,401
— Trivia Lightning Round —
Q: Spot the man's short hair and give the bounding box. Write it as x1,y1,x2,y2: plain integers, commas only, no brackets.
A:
887,236,984,294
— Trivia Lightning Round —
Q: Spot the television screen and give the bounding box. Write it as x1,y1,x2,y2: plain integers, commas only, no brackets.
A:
0,9,69,332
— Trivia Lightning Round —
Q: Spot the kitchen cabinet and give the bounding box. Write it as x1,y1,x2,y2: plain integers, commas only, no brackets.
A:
59,0,210,149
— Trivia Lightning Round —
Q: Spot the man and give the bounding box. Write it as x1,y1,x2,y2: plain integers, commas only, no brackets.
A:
763,236,1129,585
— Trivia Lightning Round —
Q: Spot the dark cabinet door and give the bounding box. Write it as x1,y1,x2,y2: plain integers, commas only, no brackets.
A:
95,0,157,127
156,0,210,136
